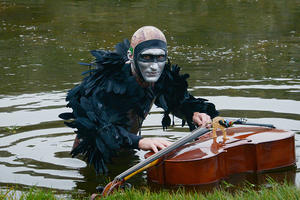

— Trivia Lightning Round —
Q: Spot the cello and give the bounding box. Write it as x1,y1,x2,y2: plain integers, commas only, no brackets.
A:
146,124,295,185
95,118,295,197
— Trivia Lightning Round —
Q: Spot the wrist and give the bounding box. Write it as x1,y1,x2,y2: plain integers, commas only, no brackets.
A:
129,134,142,149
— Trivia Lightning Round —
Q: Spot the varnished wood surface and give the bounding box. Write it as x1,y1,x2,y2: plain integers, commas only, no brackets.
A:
145,127,295,185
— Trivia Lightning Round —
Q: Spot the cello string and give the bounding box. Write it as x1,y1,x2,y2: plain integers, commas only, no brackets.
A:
116,128,210,180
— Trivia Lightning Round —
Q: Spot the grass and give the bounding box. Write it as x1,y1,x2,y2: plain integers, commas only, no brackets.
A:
0,187,57,200
1,180,300,200
103,180,300,200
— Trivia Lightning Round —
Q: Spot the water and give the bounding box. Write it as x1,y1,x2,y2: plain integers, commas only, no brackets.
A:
0,0,299,195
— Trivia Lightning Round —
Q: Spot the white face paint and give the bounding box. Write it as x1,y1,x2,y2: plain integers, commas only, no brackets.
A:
137,48,166,82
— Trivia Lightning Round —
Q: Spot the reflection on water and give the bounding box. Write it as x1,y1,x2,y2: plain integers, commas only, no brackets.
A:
0,91,299,193
0,0,299,196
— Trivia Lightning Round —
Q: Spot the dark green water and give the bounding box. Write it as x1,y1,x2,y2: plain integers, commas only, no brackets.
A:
0,0,299,196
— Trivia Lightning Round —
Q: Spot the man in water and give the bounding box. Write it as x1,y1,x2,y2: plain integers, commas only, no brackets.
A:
59,26,218,174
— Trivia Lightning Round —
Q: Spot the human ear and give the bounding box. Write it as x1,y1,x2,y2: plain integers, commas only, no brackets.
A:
127,50,133,61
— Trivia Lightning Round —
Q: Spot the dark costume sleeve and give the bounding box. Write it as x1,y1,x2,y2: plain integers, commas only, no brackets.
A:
154,62,219,131
59,39,142,174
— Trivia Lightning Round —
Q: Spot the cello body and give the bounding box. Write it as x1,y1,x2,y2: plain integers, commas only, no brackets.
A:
145,127,295,185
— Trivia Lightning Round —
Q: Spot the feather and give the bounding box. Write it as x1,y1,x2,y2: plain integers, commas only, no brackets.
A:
80,97,93,112
70,140,88,157
113,82,121,94
76,117,96,130
69,99,86,117
117,126,132,145
58,112,74,120
118,84,126,94
81,69,96,75
78,62,92,66
95,137,106,155
66,85,81,101
106,80,113,93
88,150,96,165
115,39,130,62
90,50,105,61
85,111,96,121
162,113,171,130
101,159,108,174
101,126,120,150
157,95,168,110
96,137,110,162
64,121,76,128
181,119,186,127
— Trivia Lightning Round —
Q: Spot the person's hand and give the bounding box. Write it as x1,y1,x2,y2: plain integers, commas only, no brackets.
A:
192,112,212,128
138,138,172,153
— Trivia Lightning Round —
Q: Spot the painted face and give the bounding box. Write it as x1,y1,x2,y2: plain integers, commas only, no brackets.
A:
137,48,166,82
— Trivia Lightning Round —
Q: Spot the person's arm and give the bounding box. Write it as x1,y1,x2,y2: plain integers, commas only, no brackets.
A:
155,63,218,131
177,92,218,129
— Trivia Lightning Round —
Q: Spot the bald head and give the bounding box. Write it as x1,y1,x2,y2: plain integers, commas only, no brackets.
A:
128,26,167,83
130,26,167,50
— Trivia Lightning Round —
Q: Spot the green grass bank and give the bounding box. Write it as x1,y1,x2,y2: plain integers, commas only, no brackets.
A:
1,181,300,200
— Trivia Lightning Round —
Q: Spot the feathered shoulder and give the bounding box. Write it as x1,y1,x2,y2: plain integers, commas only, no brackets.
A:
154,61,190,111
74,39,133,98
59,39,139,174
90,39,130,70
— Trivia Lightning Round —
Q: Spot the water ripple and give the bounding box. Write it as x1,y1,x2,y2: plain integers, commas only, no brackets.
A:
0,89,299,191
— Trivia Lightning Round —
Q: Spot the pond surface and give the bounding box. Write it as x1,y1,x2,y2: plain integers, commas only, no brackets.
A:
0,0,300,196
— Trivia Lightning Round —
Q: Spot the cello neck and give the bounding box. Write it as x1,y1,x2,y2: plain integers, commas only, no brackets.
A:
115,127,210,181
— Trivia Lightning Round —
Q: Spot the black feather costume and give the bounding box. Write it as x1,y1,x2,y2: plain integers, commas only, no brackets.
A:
59,39,218,174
